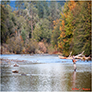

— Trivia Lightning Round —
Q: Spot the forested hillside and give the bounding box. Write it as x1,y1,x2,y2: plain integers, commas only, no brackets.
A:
1,1,91,56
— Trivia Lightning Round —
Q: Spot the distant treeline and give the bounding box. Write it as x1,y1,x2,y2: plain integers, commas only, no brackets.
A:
1,1,91,56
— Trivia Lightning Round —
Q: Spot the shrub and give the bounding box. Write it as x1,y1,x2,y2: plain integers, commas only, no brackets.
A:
25,39,38,54
6,36,24,54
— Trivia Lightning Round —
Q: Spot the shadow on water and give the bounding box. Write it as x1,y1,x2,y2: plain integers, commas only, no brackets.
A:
72,71,76,89
1,54,91,91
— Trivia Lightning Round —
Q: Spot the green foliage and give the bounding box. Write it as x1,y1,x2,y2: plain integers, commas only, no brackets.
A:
36,1,49,18
33,18,52,43
1,5,15,43
58,1,91,56
21,30,26,41
25,39,38,54
72,1,91,56
1,1,91,56
51,19,61,48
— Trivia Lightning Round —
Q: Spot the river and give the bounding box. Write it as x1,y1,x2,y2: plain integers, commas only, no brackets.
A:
0,54,91,91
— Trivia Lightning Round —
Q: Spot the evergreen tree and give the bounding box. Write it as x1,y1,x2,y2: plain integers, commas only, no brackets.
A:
73,1,91,56
58,1,91,56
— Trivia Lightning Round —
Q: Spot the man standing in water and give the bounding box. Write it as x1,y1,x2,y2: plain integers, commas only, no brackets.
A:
72,56,77,71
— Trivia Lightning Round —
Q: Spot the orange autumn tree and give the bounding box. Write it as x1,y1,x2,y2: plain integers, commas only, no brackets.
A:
58,1,76,56
51,19,61,50
58,1,91,56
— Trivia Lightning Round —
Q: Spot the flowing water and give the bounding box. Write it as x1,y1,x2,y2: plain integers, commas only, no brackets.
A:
0,54,91,91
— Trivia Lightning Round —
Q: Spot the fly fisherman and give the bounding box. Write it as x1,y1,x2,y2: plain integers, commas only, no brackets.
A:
72,56,77,71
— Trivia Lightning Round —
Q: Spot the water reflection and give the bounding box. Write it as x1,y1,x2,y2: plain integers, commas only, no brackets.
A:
72,71,76,89
1,62,91,91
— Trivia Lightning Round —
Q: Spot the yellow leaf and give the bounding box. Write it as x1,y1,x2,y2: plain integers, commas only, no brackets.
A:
60,26,62,31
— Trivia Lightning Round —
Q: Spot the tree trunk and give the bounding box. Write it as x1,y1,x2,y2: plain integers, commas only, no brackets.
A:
31,19,33,39
30,10,33,39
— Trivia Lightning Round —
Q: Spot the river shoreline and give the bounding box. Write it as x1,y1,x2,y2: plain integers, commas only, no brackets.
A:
0,58,45,65
1,54,91,63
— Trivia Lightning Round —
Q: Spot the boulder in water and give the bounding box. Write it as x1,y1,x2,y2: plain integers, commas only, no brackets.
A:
12,70,18,73
13,64,19,67
21,73,27,76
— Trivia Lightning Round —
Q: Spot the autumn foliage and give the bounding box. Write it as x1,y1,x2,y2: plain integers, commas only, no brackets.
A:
1,1,91,56
57,1,91,56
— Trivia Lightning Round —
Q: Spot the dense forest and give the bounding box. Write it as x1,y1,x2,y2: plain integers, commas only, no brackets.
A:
1,1,91,56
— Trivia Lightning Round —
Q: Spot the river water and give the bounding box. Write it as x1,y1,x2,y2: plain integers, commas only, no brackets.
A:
0,54,91,91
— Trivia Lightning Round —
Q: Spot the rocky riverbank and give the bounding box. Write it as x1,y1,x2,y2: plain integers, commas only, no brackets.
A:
0,58,42,66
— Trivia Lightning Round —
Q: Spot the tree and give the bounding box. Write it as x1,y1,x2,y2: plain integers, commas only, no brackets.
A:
58,1,74,56
24,1,39,39
1,4,16,43
48,1,62,29
51,19,61,49
33,18,52,43
1,1,66,54
58,1,91,56
36,1,50,18
72,1,91,56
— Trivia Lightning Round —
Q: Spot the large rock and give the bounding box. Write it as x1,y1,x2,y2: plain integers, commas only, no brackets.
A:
38,42,47,53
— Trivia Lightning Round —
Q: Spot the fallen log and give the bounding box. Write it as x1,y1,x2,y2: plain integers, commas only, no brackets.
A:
67,56,73,59
58,55,73,59
69,51,72,57
59,55,91,61
58,55,67,59
74,51,84,58
74,56,82,60
67,52,73,59
75,56,91,61
59,51,91,61
85,56,91,61
58,51,72,59
67,51,84,60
